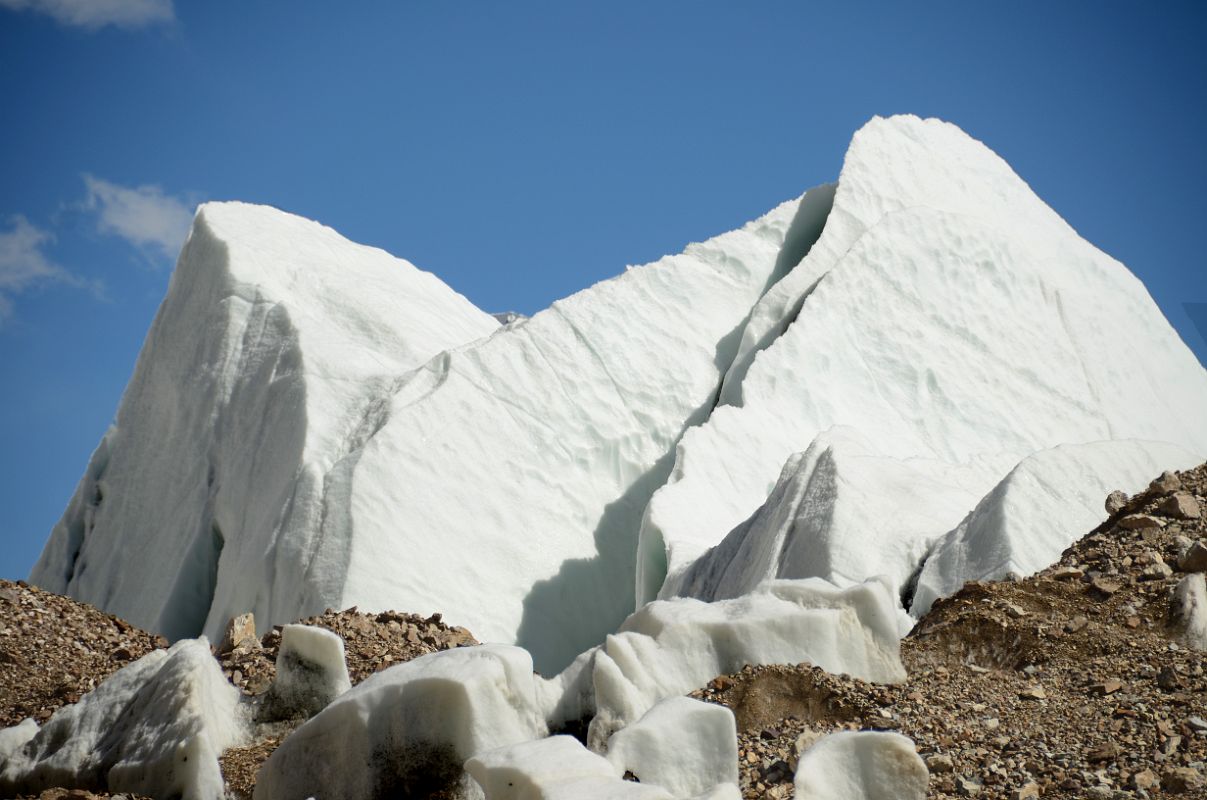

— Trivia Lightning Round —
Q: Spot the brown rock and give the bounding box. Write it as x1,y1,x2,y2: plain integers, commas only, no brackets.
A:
219,612,257,654
1087,742,1120,762
1011,782,1040,800
1089,680,1123,695
1019,686,1046,700
1118,514,1165,530
1163,766,1202,792
1105,489,1129,514
1177,540,1207,572
1132,769,1159,790
1150,471,1183,493
1160,492,1201,520
926,753,955,773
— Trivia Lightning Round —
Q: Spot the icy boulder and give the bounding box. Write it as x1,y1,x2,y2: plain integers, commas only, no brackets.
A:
31,202,501,642
639,114,1207,607
466,736,674,800
665,427,995,604
911,440,1201,615
1171,574,1207,651
257,624,351,722
605,697,739,799
0,639,244,800
793,731,928,800
587,578,904,748
254,644,546,800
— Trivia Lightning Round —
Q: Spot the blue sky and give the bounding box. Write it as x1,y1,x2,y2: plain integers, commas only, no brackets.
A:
1,1,1205,581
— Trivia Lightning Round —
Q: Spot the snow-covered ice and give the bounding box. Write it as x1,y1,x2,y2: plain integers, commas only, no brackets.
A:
254,644,546,800
587,578,905,748
0,639,244,800
31,202,500,642
639,115,1207,609
911,440,1201,615
793,731,928,800
257,624,351,722
604,697,739,799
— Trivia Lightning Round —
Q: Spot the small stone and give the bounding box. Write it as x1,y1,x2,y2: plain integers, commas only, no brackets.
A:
1118,514,1166,531
1157,666,1183,690
1089,578,1120,598
1105,490,1129,514
1066,615,1090,633
110,646,133,661
218,612,257,654
1089,680,1123,695
1141,558,1173,580
1161,492,1202,520
927,754,955,773
1150,471,1183,493
1011,782,1040,800
1177,540,1207,572
1131,769,1159,790
1186,716,1207,732
1004,603,1028,619
957,776,982,797
1163,766,1202,792
1125,616,1141,628
1019,686,1046,700
709,676,733,691
1050,566,1084,580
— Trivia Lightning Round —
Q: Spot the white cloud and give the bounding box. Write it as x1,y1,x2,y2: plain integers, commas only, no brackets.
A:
83,175,194,262
0,0,172,29
0,216,96,321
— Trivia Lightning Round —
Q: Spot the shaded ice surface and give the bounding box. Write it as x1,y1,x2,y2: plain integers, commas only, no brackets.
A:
31,202,501,643
664,426,995,606
639,115,1207,610
0,639,244,800
911,439,1201,615
793,731,928,800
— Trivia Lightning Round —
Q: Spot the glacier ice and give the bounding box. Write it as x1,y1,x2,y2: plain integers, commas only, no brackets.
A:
587,578,905,749
663,426,994,605
793,731,928,800
30,202,501,642
253,644,547,800
33,190,828,674
639,115,1207,608
257,624,351,722
604,697,739,799
1171,573,1207,651
0,639,244,800
24,113,1207,798
466,736,675,800
910,439,1200,615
